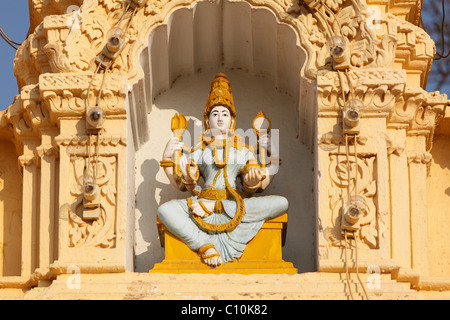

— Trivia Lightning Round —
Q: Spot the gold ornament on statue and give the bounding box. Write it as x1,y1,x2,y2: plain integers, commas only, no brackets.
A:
252,111,271,171
170,113,187,180
204,73,236,130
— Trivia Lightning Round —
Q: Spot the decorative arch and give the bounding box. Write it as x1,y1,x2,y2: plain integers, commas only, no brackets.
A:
130,0,316,271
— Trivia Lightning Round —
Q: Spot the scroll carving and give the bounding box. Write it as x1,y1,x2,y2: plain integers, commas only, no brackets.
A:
325,153,378,249
317,68,406,116
68,155,117,248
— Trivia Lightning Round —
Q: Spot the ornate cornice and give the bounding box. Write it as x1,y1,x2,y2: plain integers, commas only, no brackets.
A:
15,0,434,92
39,72,127,123
54,132,127,148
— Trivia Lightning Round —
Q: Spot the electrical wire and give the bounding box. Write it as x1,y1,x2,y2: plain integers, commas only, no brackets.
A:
320,0,342,35
309,2,335,39
85,61,102,110
344,230,355,300
310,0,370,300
435,0,450,60
124,7,138,34
83,0,142,180
0,27,19,50
94,133,100,183
118,2,131,26
354,233,370,300
84,58,103,179
354,134,358,201
95,66,109,107
345,134,351,204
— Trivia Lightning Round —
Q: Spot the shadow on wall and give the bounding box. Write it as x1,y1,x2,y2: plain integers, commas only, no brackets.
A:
135,158,165,269
134,70,315,273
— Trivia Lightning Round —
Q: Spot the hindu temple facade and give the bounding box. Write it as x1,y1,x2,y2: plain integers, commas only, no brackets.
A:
0,0,449,299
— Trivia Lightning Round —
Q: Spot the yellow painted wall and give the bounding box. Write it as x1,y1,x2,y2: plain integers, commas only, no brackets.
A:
427,134,450,277
0,138,22,276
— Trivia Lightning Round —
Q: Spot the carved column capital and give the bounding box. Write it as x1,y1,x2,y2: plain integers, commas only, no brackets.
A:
317,68,406,118
36,144,57,158
39,72,128,123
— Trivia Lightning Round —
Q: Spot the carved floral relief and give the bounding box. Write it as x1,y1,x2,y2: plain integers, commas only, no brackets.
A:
325,153,378,249
68,155,117,248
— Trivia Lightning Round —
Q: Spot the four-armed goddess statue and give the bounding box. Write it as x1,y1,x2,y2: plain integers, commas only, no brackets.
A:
157,73,288,267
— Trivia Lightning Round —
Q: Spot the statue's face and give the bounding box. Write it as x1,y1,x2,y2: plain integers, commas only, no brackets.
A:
207,106,233,134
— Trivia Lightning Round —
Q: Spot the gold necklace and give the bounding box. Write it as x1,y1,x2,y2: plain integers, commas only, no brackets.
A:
211,144,228,168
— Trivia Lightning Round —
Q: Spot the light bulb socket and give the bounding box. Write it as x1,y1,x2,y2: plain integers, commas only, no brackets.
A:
86,106,105,132
344,205,362,225
329,36,350,70
106,28,125,53
343,99,363,134
344,107,361,128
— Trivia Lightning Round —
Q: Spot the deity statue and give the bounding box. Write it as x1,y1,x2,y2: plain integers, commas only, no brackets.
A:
157,73,288,267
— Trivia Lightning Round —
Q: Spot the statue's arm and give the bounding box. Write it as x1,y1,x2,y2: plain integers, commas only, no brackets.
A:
161,137,199,191
242,133,280,192
241,159,263,193
259,157,280,191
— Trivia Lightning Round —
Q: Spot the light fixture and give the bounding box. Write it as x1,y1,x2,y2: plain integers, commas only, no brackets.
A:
86,105,105,133
95,27,126,69
329,36,350,70
82,174,101,220
341,195,366,234
343,98,362,135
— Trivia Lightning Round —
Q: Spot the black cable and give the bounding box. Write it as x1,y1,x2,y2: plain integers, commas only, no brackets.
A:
0,28,18,50
436,0,450,60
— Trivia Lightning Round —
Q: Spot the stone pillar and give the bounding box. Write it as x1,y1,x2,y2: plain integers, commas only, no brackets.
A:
36,127,59,269
386,127,411,268
38,72,131,274
54,118,129,273
316,69,405,272
406,135,430,275
19,138,40,278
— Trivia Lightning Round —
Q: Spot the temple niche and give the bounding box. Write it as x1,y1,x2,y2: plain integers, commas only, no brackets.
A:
131,1,316,272
0,0,449,299
134,70,315,272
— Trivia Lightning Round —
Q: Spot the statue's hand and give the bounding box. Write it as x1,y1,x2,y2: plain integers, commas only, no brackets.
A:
179,155,199,185
243,167,263,189
191,202,206,218
190,201,215,218
162,137,183,160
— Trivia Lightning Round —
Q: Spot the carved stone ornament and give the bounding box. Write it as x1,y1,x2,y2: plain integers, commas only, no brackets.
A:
12,0,430,92
69,155,117,248
325,153,378,249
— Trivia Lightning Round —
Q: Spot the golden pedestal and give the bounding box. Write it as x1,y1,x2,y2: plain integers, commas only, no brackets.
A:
149,213,297,274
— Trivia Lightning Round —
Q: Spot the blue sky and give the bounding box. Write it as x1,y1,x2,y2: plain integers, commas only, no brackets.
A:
0,1,29,110
0,2,448,111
